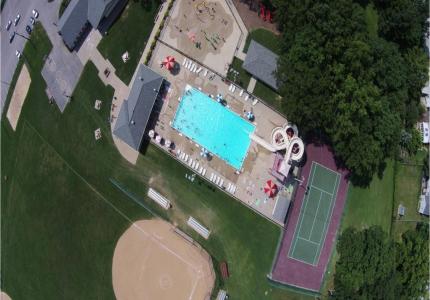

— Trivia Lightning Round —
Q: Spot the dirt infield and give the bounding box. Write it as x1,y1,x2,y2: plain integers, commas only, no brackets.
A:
6,64,31,131
1,291,12,300
270,144,349,292
112,219,215,300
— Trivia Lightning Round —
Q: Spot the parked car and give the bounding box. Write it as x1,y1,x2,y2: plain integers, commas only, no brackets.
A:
6,20,12,31
25,25,32,34
9,32,15,43
32,9,39,19
15,50,22,59
30,17,35,25
14,14,20,26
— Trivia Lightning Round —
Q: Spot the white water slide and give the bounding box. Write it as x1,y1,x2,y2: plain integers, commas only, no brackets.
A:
250,124,304,177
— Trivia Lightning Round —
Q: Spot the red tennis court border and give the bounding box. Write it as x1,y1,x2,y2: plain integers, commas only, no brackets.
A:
269,143,349,292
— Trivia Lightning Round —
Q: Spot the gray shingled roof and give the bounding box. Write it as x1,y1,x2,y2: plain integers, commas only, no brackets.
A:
242,40,279,90
272,193,291,224
58,0,119,49
113,65,164,150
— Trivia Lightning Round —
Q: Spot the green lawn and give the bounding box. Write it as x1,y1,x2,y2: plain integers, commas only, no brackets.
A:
227,57,251,89
321,159,395,295
341,160,395,233
97,0,159,84
244,28,281,55
391,150,428,240
1,24,311,300
365,3,378,38
253,81,283,111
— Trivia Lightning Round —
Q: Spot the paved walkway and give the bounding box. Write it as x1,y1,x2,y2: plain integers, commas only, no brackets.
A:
76,29,138,164
247,77,257,93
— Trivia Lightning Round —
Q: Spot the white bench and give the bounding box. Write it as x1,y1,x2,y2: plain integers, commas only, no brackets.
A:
147,188,171,210
187,216,210,239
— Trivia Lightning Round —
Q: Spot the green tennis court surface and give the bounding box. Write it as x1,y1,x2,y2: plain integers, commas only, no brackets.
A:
288,162,340,265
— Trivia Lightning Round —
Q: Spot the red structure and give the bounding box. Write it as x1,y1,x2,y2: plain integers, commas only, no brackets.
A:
264,180,278,198
162,56,176,71
259,5,266,21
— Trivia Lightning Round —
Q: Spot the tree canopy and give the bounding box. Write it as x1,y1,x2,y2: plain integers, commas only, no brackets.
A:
334,225,429,299
273,0,428,185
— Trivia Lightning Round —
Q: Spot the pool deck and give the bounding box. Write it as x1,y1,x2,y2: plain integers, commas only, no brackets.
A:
149,41,294,224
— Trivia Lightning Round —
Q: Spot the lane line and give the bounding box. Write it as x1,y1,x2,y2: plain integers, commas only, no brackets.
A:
289,162,316,258
307,191,323,241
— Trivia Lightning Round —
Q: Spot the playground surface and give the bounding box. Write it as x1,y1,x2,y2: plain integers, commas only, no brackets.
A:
112,219,215,300
161,0,242,76
6,64,31,131
270,144,349,292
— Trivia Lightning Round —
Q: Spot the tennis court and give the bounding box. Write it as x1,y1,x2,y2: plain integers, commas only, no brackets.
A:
288,162,340,265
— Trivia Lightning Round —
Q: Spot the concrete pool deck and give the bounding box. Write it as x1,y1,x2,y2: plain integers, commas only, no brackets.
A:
149,42,296,224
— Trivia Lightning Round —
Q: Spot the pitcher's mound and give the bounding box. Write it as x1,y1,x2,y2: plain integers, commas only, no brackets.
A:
112,219,215,300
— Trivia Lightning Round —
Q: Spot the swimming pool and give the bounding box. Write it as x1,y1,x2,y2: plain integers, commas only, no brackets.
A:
172,85,255,170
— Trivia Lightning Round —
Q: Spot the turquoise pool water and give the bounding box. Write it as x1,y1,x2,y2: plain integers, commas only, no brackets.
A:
172,86,255,170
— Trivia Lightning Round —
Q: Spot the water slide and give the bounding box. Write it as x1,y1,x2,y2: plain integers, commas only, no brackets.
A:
249,123,304,177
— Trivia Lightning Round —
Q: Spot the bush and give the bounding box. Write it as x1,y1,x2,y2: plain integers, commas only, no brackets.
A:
59,0,71,18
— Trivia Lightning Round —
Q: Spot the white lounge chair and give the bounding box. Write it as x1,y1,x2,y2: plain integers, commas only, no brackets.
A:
182,58,187,66
177,149,182,156
196,67,202,74
219,179,224,187
210,173,214,181
229,84,233,91
231,85,236,93
244,94,249,101
202,169,206,176
195,163,199,170
239,89,244,96
252,98,259,106
203,69,208,76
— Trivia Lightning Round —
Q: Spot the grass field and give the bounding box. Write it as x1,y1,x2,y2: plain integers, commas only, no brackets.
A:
244,28,280,55
391,150,428,239
226,57,251,89
1,24,312,300
98,0,159,84
253,81,282,111
320,159,395,295
341,159,395,232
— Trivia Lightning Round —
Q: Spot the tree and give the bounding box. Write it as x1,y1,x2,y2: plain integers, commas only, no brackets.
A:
374,0,429,50
395,223,430,298
274,0,427,184
334,225,430,299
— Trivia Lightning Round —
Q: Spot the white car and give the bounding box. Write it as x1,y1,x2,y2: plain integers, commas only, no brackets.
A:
15,50,22,59
32,9,39,19
6,20,12,30
14,14,20,26
30,16,35,25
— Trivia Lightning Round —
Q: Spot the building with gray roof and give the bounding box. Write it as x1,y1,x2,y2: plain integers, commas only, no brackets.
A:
113,64,164,151
242,40,279,90
58,0,126,50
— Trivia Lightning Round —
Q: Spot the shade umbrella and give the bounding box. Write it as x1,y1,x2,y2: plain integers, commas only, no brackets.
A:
155,135,162,144
264,180,277,197
148,129,155,138
163,56,175,71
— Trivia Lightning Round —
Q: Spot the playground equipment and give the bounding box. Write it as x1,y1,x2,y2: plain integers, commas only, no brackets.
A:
250,123,304,178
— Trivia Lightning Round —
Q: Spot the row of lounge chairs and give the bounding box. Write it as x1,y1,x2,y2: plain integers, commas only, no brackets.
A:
177,149,207,176
228,84,259,106
183,58,203,74
210,173,224,188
